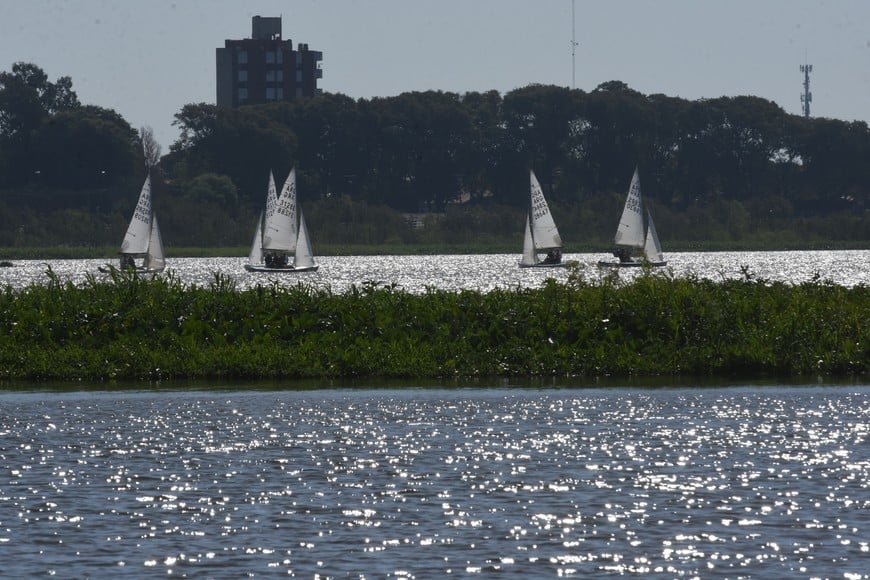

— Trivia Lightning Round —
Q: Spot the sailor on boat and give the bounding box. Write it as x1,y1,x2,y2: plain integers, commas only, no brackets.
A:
543,249,562,265
613,247,632,263
264,252,290,268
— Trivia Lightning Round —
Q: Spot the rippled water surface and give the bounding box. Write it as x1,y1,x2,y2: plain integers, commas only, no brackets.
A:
1,386,868,577
1,250,868,292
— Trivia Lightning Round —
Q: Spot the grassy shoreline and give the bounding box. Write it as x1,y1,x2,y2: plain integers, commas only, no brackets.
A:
0,240,868,260
1,268,866,383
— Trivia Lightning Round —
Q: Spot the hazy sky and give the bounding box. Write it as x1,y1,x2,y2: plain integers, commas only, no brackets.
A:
2,0,869,150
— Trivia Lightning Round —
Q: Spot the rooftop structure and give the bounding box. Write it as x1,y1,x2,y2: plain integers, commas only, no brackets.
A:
216,16,322,108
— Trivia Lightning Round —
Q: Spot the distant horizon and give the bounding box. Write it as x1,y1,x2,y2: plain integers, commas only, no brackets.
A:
3,0,869,149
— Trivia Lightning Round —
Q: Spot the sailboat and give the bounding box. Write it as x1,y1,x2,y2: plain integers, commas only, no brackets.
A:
598,167,666,268
518,170,569,268
245,167,318,273
101,174,165,273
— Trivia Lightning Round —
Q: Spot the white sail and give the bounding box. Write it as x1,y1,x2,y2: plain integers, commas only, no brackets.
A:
264,167,298,251
120,175,153,255
598,166,667,268
261,171,280,248
643,209,664,263
247,212,264,265
519,213,538,266
293,210,316,270
614,167,645,249
265,171,278,219
279,167,299,251
529,170,562,250
142,214,165,272
246,167,318,272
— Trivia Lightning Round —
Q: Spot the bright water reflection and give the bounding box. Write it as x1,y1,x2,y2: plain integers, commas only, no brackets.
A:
1,250,868,292
0,386,868,577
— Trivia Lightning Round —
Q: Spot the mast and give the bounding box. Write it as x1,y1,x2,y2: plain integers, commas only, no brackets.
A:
571,0,578,89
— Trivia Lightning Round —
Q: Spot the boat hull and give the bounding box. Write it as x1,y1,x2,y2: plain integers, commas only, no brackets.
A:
518,261,573,269
98,265,164,274
597,260,667,268
244,264,319,273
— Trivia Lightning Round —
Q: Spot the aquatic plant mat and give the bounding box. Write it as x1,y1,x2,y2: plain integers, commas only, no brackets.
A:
1,266,866,381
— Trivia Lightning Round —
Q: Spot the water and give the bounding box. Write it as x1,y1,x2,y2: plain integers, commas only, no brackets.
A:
1,385,868,577
2,253,867,576
1,250,868,292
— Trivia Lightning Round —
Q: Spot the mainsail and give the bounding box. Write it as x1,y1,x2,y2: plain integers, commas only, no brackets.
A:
614,167,645,249
264,168,298,252
529,170,562,250
120,175,153,255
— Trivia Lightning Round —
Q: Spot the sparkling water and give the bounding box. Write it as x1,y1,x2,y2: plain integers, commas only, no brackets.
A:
0,385,867,577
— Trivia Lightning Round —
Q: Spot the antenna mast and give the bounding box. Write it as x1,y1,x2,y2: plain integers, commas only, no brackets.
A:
571,0,578,89
800,59,813,118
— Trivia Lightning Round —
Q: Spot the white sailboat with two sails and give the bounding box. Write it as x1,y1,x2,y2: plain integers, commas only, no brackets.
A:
245,167,318,273
101,174,165,273
519,170,570,268
598,167,666,268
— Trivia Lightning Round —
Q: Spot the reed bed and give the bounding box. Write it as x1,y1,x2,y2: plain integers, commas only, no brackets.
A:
0,266,866,382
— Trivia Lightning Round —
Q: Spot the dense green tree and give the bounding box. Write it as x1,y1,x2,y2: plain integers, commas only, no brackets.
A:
182,173,239,210
0,62,79,140
349,91,470,211
28,106,140,193
456,90,503,200
580,81,655,192
0,63,144,211
384,91,476,211
0,63,82,188
791,117,870,214
257,93,364,202
1,60,867,248
164,84,867,221
168,103,297,207
499,84,581,205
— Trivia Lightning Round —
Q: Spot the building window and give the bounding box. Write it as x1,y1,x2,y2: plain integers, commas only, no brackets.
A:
238,87,248,104
238,50,248,64
277,50,283,64
266,70,275,82
276,87,283,99
238,70,248,82
276,70,283,82
296,70,303,82
266,51,276,64
266,87,276,101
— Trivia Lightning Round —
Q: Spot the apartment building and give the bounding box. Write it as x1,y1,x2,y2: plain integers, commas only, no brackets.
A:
216,16,322,107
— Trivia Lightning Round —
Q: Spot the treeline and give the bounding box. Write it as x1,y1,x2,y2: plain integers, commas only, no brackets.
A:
1,63,867,249
0,268,866,381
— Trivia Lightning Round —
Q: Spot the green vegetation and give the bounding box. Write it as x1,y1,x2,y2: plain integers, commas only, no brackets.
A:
1,267,866,383
1,63,867,252
1,238,868,262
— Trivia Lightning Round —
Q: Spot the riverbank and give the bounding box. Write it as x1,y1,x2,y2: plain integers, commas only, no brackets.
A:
1,239,868,261
1,267,866,382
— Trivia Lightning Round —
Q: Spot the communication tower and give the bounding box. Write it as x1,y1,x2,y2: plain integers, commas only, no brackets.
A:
571,0,578,89
800,62,813,118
